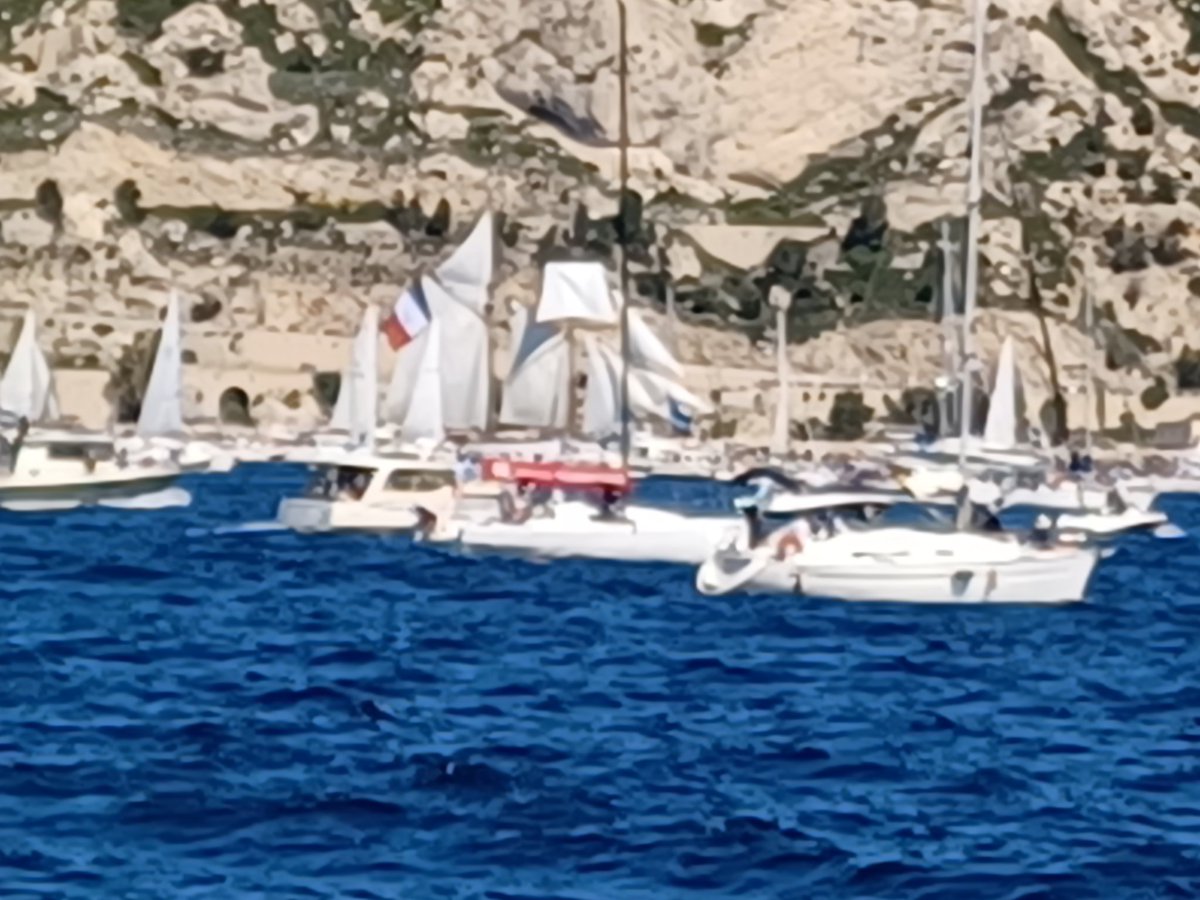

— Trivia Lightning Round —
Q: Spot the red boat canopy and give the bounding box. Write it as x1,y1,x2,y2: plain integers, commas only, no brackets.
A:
481,458,632,494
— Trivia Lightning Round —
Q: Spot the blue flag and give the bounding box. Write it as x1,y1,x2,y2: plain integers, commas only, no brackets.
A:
668,396,693,434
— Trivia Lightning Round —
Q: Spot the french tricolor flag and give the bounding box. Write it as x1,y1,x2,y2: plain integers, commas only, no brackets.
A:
382,282,432,350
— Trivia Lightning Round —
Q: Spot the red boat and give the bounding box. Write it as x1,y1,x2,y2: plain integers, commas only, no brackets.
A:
480,458,631,494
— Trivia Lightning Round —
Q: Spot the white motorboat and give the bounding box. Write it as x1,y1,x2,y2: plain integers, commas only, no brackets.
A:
696,520,1098,604
458,497,737,565
277,452,501,533
0,425,182,510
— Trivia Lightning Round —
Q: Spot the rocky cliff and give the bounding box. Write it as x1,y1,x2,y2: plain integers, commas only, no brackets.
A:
1,0,1199,439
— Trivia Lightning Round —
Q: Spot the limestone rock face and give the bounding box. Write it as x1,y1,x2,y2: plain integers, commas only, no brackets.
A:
0,0,1198,437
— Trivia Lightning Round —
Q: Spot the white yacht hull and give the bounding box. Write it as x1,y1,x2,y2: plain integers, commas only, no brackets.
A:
460,503,738,565
277,497,422,533
697,528,1099,604
277,486,498,535
0,467,181,507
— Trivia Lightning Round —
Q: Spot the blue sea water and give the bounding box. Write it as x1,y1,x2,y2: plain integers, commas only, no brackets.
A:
2,464,1200,899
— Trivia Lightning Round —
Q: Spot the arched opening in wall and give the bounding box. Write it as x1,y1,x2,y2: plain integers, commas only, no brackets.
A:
219,387,254,426
312,371,341,416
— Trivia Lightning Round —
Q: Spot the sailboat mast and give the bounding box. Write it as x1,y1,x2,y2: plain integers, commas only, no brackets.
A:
938,222,958,438
1083,259,1094,458
957,0,988,471
616,0,633,467
769,285,792,457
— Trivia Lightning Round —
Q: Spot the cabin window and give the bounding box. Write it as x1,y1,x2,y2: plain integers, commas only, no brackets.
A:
306,465,374,501
384,470,454,492
49,443,114,461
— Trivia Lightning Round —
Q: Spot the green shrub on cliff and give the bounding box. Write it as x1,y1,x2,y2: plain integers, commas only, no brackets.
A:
827,391,874,441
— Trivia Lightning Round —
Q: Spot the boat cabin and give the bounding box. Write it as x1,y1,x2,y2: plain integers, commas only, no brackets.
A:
304,459,458,504
0,426,125,475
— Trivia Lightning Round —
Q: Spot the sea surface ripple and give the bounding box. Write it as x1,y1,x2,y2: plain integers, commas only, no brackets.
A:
1,465,1199,898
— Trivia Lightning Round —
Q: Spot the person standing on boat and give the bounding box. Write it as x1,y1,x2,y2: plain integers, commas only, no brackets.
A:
5,416,30,471
454,451,481,487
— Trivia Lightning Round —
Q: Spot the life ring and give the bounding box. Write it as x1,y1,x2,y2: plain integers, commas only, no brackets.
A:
776,530,804,560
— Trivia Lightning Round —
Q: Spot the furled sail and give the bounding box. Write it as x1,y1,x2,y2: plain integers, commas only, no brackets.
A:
0,309,59,423
137,290,185,437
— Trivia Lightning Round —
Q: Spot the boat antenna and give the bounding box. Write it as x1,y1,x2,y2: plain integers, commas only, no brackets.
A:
957,0,987,476
617,0,633,469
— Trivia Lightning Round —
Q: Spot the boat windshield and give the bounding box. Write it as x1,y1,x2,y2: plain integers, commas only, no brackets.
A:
384,469,455,493
305,465,374,501
48,442,115,461
767,502,956,541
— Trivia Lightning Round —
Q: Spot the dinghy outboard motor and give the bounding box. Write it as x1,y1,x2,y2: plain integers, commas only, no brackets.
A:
734,496,765,549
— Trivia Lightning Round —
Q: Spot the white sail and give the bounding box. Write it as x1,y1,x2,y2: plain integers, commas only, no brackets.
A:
537,262,617,326
436,212,494,316
582,337,621,439
400,318,445,443
329,306,378,447
0,309,59,423
983,335,1017,449
500,304,570,429
137,290,185,437
381,327,429,426
421,276,490,431
628,365,711,423
627,308,684,380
